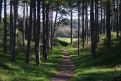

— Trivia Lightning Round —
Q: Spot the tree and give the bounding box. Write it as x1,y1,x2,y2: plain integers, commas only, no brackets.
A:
105,0,111,48
10,0,13,58
26,0,33,64
85,0,89,44
90,0,96,58
42,0,46,60
70,0,73,45
119,0,121,35
11,0,18,62
95,0,99,44
3,0,7,53
22,0,26,46
32,0,41,65
116,0,119,38
82,0,85,48
42,0,50,60
77,0,80,55
0,0,3,24
45,2,50,60
36,0,41,65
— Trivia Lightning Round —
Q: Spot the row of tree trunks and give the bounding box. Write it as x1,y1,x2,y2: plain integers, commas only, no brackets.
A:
42,0,50,60
0,0,121,63
33,0,41,65
25,0,41,65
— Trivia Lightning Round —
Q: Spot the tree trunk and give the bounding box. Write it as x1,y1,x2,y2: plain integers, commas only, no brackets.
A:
50,10,53,50
45,3,50,60
90,0,96,59
70,0,73,45
26,0,33,64
42,0,48,60
82,1,85,48
0,0,3,24
11,0,18,62
22,1,26,46
115,0,119,38
119,0,121,36
95,0,99,44
100,3,103,34
78,0,80,55
106,0,111,48
85,2,89,44
36,0,41,65
3,0,7,53
10,0,13,56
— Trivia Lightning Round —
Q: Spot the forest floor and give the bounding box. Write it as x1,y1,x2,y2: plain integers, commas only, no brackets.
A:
51,50,75,81
68,38,121,81
0,45,63,81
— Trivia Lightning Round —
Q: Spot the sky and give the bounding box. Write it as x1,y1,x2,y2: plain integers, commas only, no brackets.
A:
1,1,80,20
1,1,95,22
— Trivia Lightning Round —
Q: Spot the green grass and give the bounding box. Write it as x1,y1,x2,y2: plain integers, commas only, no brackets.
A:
68,38,121,81
0,39,64,81
57,37,78,43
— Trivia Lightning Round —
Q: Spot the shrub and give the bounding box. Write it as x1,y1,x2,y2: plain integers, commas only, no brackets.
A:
52,39,69,46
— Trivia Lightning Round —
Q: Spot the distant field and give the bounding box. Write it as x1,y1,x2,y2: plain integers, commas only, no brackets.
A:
57,37,78,43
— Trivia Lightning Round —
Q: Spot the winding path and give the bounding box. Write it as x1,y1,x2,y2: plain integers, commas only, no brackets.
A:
51,50,75,81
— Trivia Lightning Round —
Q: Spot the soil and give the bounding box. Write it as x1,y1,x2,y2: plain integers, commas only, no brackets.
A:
51,50,75,81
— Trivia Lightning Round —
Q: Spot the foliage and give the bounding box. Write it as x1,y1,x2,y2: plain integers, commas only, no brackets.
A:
57,37,78,43
53,38,69,46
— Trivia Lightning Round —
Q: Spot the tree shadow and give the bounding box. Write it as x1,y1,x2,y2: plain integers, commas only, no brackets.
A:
69,38,121,81
72,70,121,81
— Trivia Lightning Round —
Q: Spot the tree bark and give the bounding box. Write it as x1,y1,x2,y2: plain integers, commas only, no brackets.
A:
82,0,85,48
106,0,111,48
3,0,7,53
77,0,80,55
26,0,33,64
36,0,41,65
0,0,3,24
90,0,96,59
11,0,18,62
70,0,73,45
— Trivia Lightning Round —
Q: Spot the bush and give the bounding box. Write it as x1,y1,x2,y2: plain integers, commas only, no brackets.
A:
72,40,82,48
52,39,69,46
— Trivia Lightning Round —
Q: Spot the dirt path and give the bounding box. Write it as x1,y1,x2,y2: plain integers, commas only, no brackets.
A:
51,50,75,81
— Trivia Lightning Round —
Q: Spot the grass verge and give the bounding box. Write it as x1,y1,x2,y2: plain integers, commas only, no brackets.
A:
68,38,121,81
0,46,63,81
